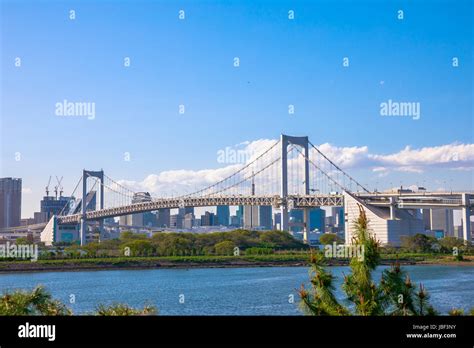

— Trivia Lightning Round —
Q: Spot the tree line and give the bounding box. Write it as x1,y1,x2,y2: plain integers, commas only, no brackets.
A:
56,229,307,258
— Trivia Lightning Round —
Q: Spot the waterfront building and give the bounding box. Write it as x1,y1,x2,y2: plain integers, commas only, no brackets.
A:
344,192,423,246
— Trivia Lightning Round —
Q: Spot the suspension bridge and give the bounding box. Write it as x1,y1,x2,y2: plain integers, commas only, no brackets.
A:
41,135,473,245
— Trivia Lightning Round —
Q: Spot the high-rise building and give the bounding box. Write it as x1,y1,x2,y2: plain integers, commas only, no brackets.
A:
423,209,454,236
236,205,244,226
273,212,281,229
157,208,170,227
331,207,344,228
422,209,431,230
216,205,230,226
201,211,216,226
120,192,155,227
430,209,454,236
179,207,194,217
289,209,303,232
0,178,22,228
170,214,183,229
325,216,335,227
230,215,240,226
143,211,158,227
39,196,73,222
243,206,272,230
259,206,272,230
183,213,195,229
309,208,326,232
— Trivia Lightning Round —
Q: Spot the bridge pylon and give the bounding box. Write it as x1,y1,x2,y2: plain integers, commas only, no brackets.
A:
80,169,104,245
280,134,311,242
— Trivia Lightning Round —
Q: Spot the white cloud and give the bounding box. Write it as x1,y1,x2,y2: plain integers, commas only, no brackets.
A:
369,143,474,170
316,143,369,168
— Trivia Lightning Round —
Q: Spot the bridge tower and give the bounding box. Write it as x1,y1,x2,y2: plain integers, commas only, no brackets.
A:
80,169,104,245
280,134,311,242
461,193,472,243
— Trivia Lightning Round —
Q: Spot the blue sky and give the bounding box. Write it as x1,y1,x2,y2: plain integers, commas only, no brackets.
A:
1,0,473,217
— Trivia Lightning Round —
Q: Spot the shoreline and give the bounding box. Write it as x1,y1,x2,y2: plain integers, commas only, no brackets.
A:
0,257,471,274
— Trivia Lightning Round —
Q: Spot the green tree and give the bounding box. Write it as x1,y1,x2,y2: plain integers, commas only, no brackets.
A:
120,231,148,241
215,240,235,255
14,237,30,245
0,286,71,315
400,234,438,253
439,236,465,253
300,205,437,316
94,303,157,316
122,240,155,256
82,242,101,257
319,233,344,246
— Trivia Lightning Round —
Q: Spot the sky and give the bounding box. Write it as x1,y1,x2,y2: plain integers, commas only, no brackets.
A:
0,0,473,218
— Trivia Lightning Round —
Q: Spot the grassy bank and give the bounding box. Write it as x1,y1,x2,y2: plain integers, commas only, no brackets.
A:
0,253,472,273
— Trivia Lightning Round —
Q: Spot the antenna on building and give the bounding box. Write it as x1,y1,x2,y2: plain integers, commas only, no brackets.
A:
45,176,52,197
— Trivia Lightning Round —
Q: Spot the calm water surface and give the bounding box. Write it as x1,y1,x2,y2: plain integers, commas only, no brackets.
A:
0,265,472,315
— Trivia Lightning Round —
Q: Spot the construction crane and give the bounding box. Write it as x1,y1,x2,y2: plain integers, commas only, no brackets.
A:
45,176,52,197
55,176,64,198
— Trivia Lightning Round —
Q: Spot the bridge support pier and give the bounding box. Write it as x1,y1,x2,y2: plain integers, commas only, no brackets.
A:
98,219,104,242
80,218,87,246
389,197,396,220
461,193,471,243
303,208,309,243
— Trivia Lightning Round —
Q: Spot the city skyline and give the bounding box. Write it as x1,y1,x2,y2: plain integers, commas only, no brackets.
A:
1,0,473,218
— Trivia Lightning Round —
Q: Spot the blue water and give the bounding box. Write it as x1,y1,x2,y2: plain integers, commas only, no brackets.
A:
0,265,472,315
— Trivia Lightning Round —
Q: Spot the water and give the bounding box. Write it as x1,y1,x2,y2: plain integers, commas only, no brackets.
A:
0,265,472,315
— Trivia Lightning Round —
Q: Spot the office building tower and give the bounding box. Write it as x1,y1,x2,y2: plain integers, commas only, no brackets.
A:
0,178,22,228
216,205,230,226
157,208,170,227
201,211,216,226
309,208,326,232
243,206,272,230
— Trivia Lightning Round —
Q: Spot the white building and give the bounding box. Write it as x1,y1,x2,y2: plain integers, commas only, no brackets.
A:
344,192,424,246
